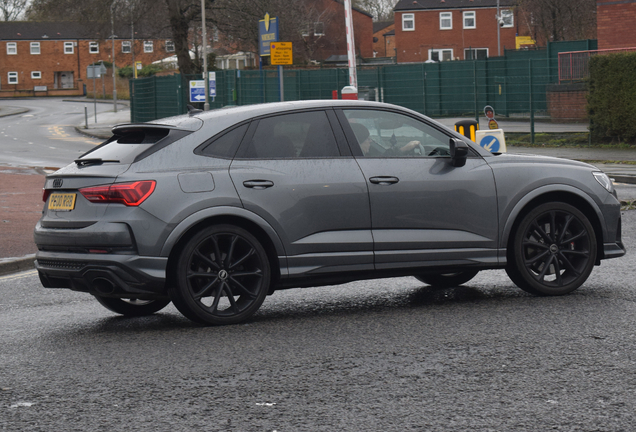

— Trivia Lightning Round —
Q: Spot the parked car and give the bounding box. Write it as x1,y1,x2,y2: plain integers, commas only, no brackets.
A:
34,100,625,325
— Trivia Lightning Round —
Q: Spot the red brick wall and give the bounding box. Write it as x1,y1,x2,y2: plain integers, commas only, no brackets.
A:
395,8,520,63
547,85,588,122
373,24,395,57
0,38,174,97
597,0,636,49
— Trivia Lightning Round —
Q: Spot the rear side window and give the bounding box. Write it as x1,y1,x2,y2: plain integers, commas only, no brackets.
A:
198,123,249,158
78,128,172,164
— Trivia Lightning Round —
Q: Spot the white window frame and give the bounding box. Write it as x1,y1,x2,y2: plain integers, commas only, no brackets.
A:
165,40,175,52
30,42,40,55
64,42,74,54
463,11,476,29
89,42,99,54
143,41,153,53
464,48,488,60
31,71,42,79
440,12,452,30
428,48,454,62
501,9,514,28
7,42,17,55
121,41,131,53
8,72,18,84
402,13,415,31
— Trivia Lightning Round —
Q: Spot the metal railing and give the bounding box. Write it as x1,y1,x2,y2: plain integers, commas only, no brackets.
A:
559,47,636,83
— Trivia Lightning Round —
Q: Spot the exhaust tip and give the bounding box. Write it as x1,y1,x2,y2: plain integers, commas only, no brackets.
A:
92,277,116,295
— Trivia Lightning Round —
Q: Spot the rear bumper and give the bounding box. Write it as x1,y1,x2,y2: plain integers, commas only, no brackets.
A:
603,242,626,260
35,251,168,299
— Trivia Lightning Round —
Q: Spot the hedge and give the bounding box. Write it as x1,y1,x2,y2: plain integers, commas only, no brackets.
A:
588,52,636,143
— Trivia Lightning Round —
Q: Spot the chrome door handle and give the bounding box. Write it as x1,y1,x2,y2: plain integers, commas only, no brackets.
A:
243,180,274,189
369,176,399,185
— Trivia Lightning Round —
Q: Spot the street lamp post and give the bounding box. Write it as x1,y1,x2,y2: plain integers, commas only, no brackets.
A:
111,2,118,113
201,0,209,111
497,0,501,57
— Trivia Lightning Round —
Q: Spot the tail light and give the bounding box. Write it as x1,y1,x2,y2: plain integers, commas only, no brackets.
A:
79,180,156,206
43,189,51,202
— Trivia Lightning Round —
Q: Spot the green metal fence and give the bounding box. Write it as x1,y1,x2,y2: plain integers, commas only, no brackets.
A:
130,40,597,123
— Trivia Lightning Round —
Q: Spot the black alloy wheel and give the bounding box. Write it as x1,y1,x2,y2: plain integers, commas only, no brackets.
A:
414,270,479,288
507,202,597,296
93,296,171,316
170,225,271,325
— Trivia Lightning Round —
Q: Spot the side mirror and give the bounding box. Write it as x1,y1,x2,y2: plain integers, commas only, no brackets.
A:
449,138,468,167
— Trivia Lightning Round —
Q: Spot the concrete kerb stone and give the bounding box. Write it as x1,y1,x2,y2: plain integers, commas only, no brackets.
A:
0,255,35,276
0,106,30,117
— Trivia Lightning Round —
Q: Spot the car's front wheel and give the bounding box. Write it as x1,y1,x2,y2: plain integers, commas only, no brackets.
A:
169,225,271,326
93,296,171,316
507,202,597,296
414,270,479,288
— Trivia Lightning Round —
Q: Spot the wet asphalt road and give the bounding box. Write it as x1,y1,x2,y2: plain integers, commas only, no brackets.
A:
1,211,635,431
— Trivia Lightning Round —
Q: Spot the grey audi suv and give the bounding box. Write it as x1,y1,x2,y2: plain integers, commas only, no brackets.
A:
34,100,625,325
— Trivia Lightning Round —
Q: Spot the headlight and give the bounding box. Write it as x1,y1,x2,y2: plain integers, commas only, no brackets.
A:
593,171,614,193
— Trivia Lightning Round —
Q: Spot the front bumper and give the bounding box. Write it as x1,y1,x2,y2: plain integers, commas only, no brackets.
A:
35,251,168,299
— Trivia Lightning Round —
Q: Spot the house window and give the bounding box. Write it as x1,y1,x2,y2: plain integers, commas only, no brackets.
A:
165,40,175,52
122,41,131,53
32,71,42,79
64,42,74,54
440,12,452,30
402,13,414,31
8,72,18,84
429,49,453,62
7,42,17,55
500,9,514,28
89,42,99,53
144,41,153,53
30,42,40,54
463,11,476,29
213,27,219,42
464,48,488,60
314,22,325,36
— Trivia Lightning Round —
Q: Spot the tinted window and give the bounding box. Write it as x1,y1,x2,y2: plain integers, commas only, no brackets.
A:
343,109,450,158
78,128,171,164
241,111,340,159
199,123,249,158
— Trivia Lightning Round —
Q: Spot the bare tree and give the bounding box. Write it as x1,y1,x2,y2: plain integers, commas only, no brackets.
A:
518,0,596,43
352,0,396,21
1,0,29,20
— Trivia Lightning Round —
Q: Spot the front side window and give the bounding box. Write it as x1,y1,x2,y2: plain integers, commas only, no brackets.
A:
30,42,40,54
402,13,415,31
89,42,99,53
122,41,131,53
343,109,450,158
165,40,175,52
463,11,476,29
440,12,452,30
32,71,42,79
7,42,17,55
144,41,153,53
240,111,340,159
64,42,74,54
501,9,514,27
8,72,18,84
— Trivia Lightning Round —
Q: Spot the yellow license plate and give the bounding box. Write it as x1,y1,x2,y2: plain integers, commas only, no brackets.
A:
48,193,77,211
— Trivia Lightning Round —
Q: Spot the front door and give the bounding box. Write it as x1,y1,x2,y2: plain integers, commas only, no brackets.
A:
338,108,499,270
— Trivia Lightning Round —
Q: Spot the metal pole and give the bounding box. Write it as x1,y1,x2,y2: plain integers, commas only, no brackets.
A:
202,0,209,111
474,60,479,122
84,105,88,129
93,74,97,122
497,0,501,57
111,2,118,113
529,59,534,144
278,65,284,101
343,0,358,89
131,7,135,79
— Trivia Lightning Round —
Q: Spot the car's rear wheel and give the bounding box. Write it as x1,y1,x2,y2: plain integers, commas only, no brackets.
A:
507,202,597,296
169,225,271,325
414,270,479,288
93,296,171,316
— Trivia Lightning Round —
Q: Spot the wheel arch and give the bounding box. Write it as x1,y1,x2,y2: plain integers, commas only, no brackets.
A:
502,188,605,264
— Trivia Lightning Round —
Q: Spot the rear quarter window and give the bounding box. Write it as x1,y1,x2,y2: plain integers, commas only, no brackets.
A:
78,128,180,164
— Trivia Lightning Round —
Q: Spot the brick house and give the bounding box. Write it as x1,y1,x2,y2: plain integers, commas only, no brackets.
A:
597,0,636,49
373,21,395,58
393,0,522,63
0,22,174,97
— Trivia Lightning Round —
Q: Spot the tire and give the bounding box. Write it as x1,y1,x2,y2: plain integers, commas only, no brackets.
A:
93,296,171,316
414,270,479,288
507,202,597,296
169,224,271,326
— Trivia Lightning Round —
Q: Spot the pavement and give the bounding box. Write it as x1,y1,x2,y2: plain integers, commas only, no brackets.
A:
1,99,635,276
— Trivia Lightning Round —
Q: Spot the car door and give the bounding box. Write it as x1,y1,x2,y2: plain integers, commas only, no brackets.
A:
337,108,499,270
229,109,373,277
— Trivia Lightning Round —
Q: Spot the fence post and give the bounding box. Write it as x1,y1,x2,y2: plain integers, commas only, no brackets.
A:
474,60,479,122
529,59,535,144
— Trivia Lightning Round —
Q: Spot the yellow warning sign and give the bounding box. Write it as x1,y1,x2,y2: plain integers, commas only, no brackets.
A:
270,42,293,65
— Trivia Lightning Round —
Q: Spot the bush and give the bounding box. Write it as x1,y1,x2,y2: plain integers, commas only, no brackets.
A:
118,65,134,78
588,52,636,144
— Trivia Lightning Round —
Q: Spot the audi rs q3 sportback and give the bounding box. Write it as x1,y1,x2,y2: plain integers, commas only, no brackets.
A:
34,100,625,325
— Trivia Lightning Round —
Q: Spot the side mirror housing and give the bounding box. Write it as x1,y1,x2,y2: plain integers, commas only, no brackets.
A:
449,138,468,167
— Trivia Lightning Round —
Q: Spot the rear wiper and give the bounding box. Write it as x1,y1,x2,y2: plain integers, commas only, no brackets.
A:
74,158,120,167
